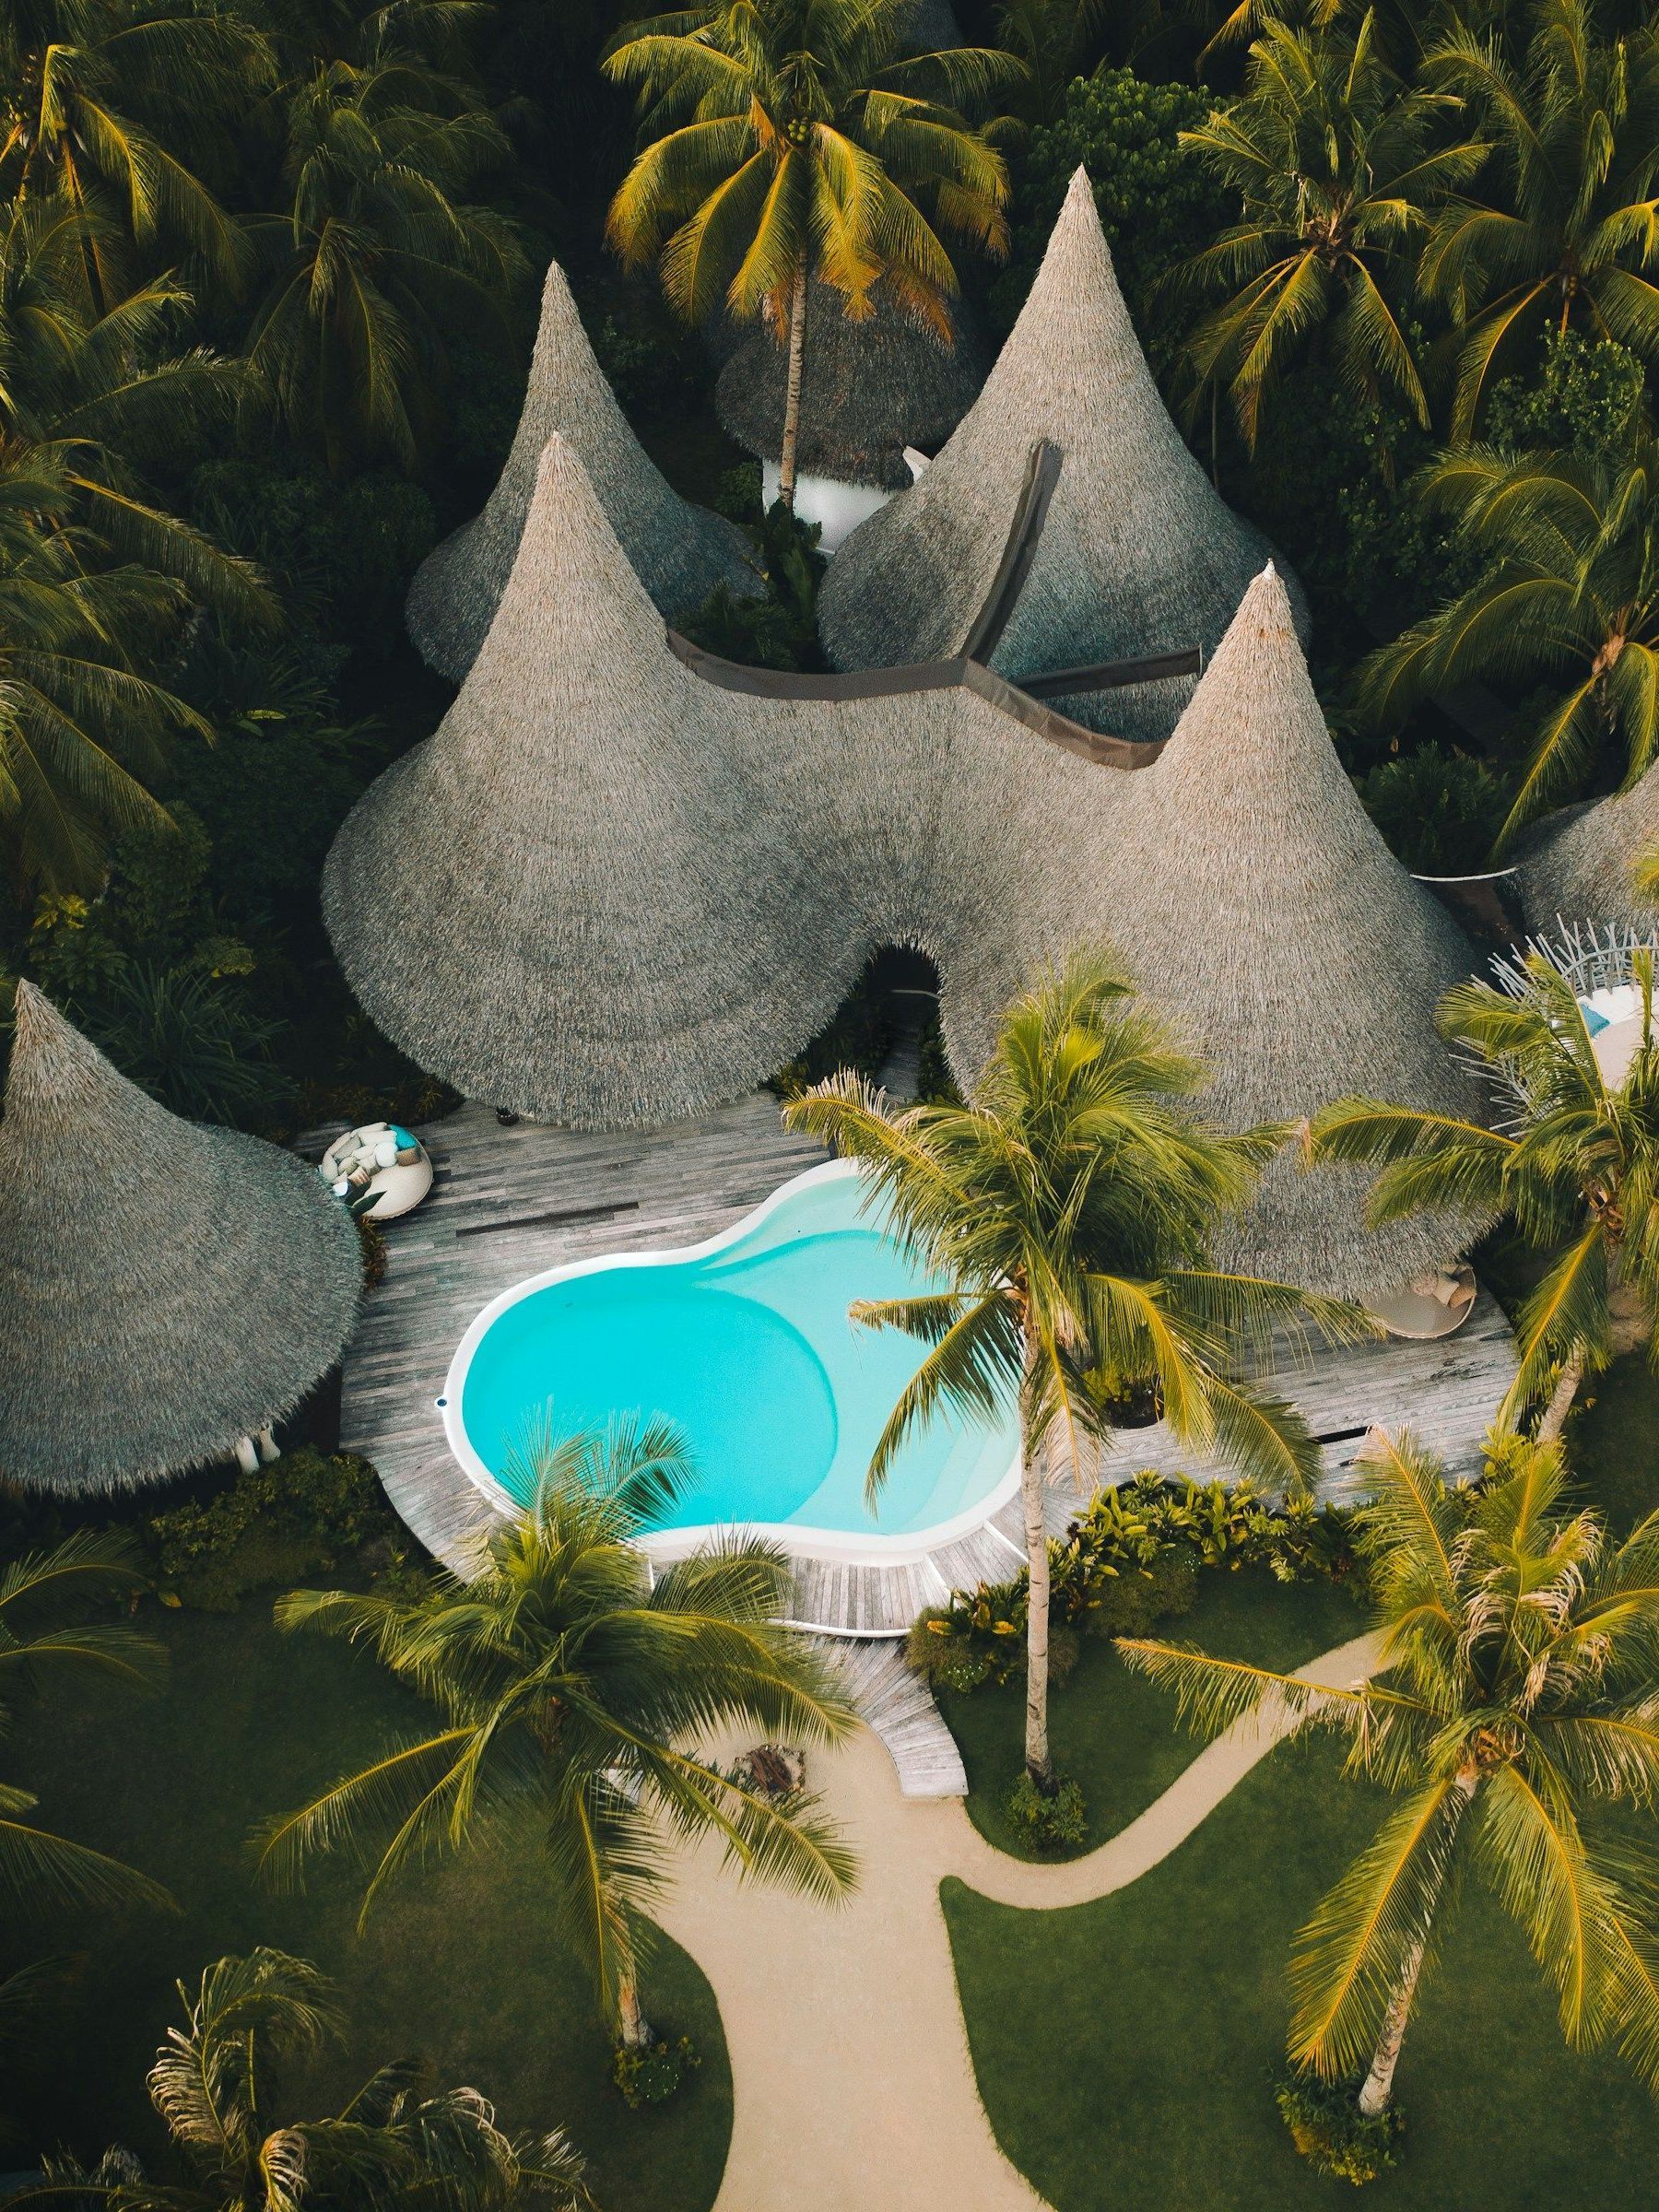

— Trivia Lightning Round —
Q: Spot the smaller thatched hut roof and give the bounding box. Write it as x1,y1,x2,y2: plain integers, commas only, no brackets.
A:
715,276,987,490
0,983,361,1493
406,257,758,685
1104,566,1488,1298
1514,760,1659,936
818,170,1301,744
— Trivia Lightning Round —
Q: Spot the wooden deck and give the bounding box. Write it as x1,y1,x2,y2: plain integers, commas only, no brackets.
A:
337,1093,1519,1641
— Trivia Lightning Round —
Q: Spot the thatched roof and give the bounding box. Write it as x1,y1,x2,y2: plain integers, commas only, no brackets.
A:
0,983,361,1493
715,275,987,489
333,437,861,1124
818,170,1301,744
406,257,758,684
1100,567,1489,1296
330,440,1479,1295
1514,761,1659,936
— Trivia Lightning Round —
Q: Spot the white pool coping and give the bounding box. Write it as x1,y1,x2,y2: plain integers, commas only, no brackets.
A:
438,1157,1023,1568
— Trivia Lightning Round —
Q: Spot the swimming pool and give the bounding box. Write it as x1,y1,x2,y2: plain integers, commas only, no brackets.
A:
441,1160,1021,1560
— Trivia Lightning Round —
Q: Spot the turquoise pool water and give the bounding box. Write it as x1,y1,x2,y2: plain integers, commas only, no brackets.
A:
455,1168,1019,1539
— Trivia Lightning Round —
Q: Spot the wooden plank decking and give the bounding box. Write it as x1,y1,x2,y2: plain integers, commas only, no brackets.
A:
339,1093,1520,1643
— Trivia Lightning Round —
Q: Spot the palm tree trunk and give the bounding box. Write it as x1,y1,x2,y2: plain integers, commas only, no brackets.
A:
1019,1368,1055,1793
1535,1345,1586,1444
617,1971,651,2051
1357,1771,1477,2115
1356,1934,1427,2117
778,263,808,512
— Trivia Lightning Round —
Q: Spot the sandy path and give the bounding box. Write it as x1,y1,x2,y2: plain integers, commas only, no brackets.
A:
656,1630,1383,2212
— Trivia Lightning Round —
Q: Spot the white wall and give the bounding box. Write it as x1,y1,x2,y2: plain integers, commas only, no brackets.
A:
760,462,895,553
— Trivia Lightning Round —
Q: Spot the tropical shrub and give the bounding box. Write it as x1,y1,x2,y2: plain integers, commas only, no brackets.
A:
1065,1544,1198,1639
912,1470,1361,1686
994,68,1223,360
147,1449,413,1611
1356,747,1509,876
1484,327,1647,466
612,2032,701,2109
907,1579,1079,1693
1005,1772,1088,1853
1276,2068,1405,2185
676,500,825,671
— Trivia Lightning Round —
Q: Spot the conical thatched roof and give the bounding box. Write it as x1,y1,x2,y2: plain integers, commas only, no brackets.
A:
715,276,987,490
406,257,758,684
331,437,862,1123
1514,761,1659,935
1104,567,1487,1294
818,170,1300,743
0,983,361,1492
333,441,1481,1295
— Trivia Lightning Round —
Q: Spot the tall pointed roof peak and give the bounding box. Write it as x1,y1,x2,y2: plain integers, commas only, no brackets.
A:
406,254,757,682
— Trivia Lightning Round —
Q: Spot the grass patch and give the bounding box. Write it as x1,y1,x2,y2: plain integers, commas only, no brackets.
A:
944,1568,1365,1860
1571,1354,1659,1535
6,1606,730,2212
943,1731,1659,2210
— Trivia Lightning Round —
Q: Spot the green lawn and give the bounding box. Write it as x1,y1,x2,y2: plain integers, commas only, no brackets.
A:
6,1606,730,2212
1571,1353,1659,1535
944,1568,1366,1860
943,1730,1659,2211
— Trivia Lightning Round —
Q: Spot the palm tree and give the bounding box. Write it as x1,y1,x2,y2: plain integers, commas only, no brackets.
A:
1306,947,1659,1441
0,196,279,893
0,0,272,306
603,0,1016,509
0,195,275,615
20,1947,593,2212
260,1419,858,2050
1174,11,1486,448
1,1528,172,1915
1122,1426,1659,2117
1358,437,1659,843
0,445,222,895
782,948,1364,1792
246,43,526,471
1418,0,1659,437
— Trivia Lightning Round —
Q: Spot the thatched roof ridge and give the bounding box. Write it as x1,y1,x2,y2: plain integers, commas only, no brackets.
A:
1105,567,1488,1295
406,257,758,684
714,276,986,489
818,169,1301,744
0,982,361,1492
1514,761,1659,935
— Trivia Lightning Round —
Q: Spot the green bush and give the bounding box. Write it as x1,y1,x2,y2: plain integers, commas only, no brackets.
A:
1486,326,1645,463
906,1580,1078,1695
676,500,826,673
147,1448,415,1611
1357,747,1509,876
1276,2071,1405,2185
612,2034,700,2110
908,1474,1362,1689
914,1014,962,1105
1075,1545,1199,1639
1005,1772,1088,1853
994,70,1224,363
